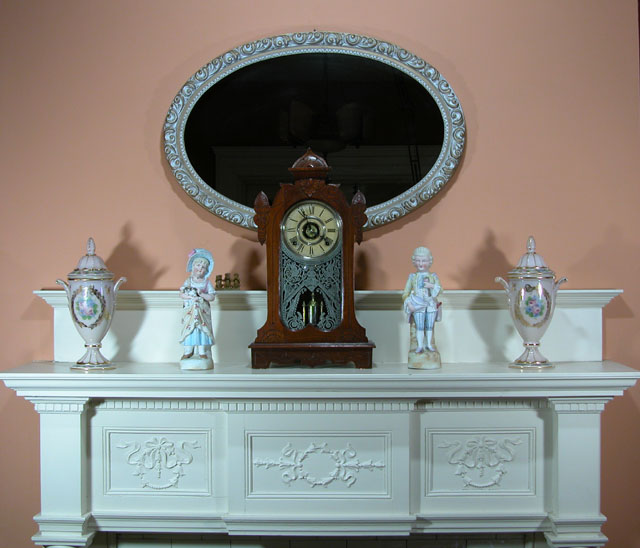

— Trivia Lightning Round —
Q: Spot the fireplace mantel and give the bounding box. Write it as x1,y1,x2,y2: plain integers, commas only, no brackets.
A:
2,290,638,548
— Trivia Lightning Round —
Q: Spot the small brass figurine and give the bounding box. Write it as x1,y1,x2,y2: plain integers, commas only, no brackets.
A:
215,274,223,291
215,272,240,290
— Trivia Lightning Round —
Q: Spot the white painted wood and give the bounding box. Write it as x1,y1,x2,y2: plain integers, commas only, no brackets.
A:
5,361,638,400
3,361,638,547
35,289,620,365
544,399,609,548
420,404,545,517
29,397,95,548
2,289,638,548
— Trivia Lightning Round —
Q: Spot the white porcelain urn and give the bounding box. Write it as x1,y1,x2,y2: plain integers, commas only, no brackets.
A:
56,238,127,369
495,236,566,368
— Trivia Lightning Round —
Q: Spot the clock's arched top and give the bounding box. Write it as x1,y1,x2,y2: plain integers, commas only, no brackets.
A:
163,31,466,230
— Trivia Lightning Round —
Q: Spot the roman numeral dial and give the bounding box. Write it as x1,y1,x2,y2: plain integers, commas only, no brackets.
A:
281,200,342,260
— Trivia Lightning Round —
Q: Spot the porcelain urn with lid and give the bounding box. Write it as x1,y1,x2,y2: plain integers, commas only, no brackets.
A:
56,238,127,369
495,236,566,368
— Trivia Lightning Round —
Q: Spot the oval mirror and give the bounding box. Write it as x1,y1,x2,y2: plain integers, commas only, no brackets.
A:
164,31,465,230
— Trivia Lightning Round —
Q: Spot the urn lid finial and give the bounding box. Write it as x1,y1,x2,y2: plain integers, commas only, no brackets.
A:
516,236,547,269
508,235,555,278
86,237,96,256
67,237,114,280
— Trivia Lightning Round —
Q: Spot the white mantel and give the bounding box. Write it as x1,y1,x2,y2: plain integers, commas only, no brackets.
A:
3,289,638,548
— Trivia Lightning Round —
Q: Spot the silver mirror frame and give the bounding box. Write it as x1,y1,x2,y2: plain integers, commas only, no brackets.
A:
164,31,466,230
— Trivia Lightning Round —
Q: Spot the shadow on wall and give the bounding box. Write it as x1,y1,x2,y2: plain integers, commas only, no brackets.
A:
452,230,513,290
453,230,515,362
106,223,169,362
106,223,168,288
355,244,387,290
230,238,266,290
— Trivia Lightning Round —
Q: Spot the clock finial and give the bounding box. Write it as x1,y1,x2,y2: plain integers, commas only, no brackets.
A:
288,148,331,181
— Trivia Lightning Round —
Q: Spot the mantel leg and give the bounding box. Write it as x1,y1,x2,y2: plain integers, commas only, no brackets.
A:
544,398,611,548
27,397,95,548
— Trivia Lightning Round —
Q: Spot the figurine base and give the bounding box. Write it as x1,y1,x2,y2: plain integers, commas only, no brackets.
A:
408,350,441,369
180,356,214,370
511,344,553,369
407,324,441,370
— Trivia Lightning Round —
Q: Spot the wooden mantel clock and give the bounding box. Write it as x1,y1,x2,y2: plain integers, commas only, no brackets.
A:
249,149,374,369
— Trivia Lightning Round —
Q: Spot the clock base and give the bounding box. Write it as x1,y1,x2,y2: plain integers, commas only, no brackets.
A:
249,341,375,369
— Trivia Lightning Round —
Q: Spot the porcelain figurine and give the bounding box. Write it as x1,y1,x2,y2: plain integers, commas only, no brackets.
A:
56,237,127,369
179,248,216,370
495,236,567,368
403,246,442,369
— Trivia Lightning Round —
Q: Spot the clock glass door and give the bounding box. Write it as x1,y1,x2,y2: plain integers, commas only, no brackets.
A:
280,200,343,332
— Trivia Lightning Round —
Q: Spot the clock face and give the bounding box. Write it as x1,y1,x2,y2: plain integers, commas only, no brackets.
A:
281,200,342,260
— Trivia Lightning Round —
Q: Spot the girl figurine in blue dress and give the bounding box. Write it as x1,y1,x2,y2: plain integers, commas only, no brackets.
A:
402,247,441,360
179,248,216,368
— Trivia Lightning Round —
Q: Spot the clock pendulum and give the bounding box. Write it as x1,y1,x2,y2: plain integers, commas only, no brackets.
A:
249,149,375,369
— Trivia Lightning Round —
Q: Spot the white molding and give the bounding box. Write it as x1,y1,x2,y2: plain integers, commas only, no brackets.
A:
222,400,414,412
95,400,221,411
413,513,548,532
427,428,535,494
4,362,638,400
417,399,549,410
104,427,212,496
548,398,612,413
93,399,415,412
91,513,226,533
32,512,95,547
223,514,416,536
35,288,623,311
28,397,90,414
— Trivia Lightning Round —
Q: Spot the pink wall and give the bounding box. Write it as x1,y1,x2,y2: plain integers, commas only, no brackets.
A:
1,1,639,546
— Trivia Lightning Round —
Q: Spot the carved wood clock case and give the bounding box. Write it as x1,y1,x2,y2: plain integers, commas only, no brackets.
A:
249,149,374,368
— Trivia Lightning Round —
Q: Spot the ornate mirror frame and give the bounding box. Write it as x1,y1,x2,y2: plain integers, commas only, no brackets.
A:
164,31,466,230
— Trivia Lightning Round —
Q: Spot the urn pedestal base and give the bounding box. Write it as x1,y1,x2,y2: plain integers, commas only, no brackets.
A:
511,342,553,369
72,344,115,370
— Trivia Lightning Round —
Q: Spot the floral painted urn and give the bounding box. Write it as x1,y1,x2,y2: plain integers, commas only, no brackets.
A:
56,238,127,369
495,236,566,368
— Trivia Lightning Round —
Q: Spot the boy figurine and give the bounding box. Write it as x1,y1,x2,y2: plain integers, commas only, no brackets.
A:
402,246,442,369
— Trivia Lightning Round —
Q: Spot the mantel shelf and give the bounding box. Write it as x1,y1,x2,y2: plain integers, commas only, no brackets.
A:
3,360,638,400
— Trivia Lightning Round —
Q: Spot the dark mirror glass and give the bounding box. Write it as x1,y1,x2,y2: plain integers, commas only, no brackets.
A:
184,53,444,208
